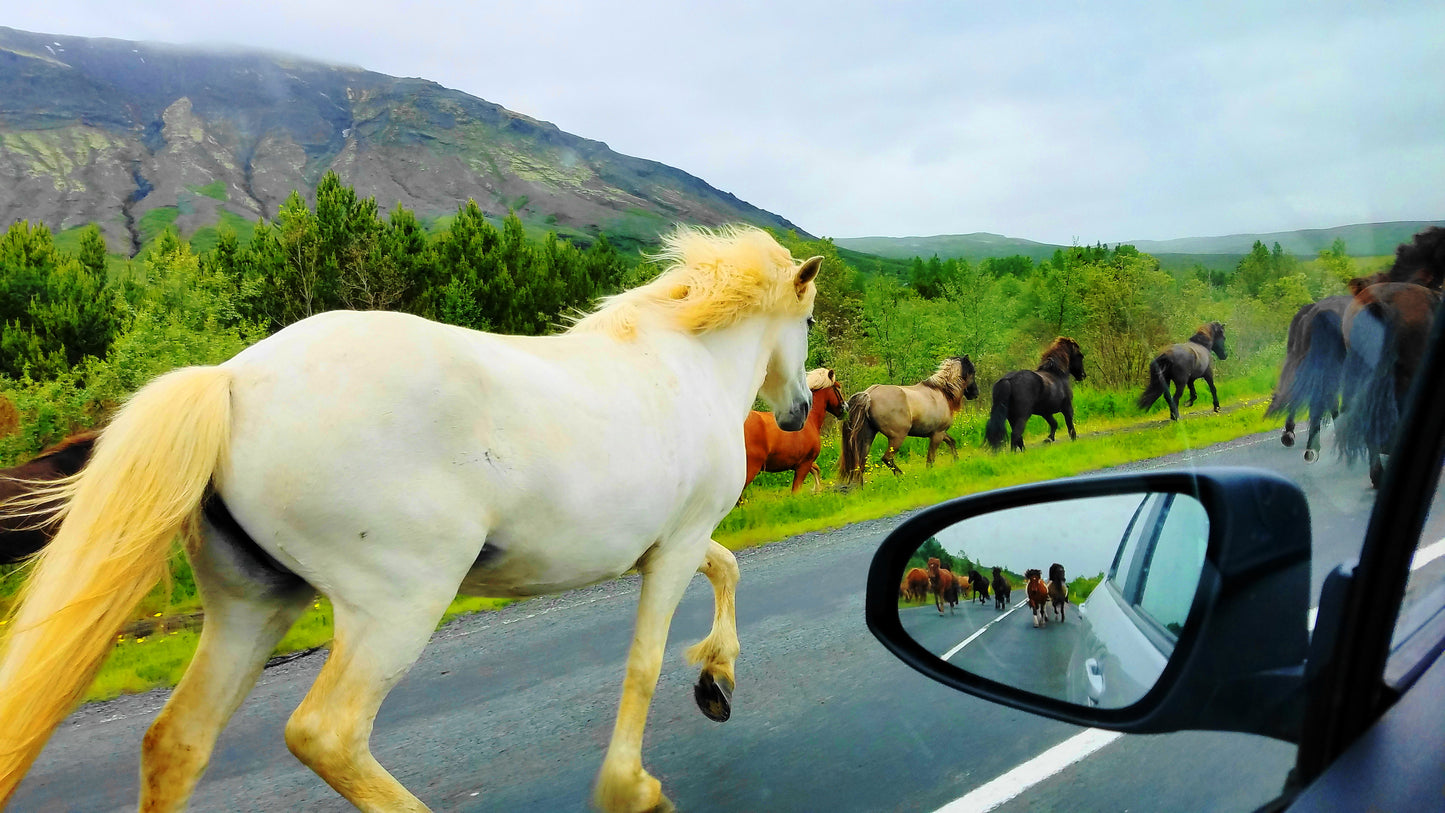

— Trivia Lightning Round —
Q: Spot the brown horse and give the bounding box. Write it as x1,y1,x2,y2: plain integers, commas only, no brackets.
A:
839,356,979,486
742,368,846,495
1137,323,1228,420
927,557,959,616
985,338,1087,452
1267,296,1353,457
0,433,98,565
1048,563,1068,623
901,567,930,602
1025,569,1050,628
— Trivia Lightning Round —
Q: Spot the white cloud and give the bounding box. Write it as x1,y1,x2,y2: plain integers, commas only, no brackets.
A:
6,0,1442,242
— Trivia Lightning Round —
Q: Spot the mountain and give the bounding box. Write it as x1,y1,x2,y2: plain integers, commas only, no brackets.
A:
836,221,1445,265
1120,221,1444,257
833,233,1066,262
0,27,805,254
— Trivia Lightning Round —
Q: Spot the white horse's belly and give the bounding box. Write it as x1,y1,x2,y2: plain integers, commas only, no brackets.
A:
213,311,741,603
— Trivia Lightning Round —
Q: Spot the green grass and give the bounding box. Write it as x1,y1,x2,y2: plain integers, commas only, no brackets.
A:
187,210,257,254
190,181,227,202
137,207,180,245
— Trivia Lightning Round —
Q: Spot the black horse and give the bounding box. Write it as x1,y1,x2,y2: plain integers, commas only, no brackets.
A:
1267,296,1353,457
991,566,1011,610
967,569,989,605
1137,322,1228,421
984,338,1087,452
1,433,97,564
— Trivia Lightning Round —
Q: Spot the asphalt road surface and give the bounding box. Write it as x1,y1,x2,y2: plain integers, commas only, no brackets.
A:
12,424,1445,812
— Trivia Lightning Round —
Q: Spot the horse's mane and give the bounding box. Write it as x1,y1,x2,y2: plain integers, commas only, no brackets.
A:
568,225,816,340
32,431,98,462
1188,322,1222,346
919,356,973,404
805,368,835,391
1386,226,1445,289
1037,338,1078,375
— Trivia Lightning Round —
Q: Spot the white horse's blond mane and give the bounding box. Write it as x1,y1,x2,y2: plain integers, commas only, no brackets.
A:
569,225,816,340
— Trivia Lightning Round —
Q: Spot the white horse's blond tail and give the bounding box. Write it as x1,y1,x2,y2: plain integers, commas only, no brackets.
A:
0,366,232,803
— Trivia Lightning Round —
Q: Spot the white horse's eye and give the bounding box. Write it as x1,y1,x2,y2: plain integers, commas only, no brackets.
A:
806,316,816,328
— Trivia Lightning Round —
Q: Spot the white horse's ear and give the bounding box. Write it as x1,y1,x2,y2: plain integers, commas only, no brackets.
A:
795,256,823,297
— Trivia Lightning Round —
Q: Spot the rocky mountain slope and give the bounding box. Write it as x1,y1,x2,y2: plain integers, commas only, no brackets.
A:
0,26,804,253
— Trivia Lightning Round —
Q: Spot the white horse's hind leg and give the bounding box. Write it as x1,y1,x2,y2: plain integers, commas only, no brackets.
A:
595,541,706,813
284,591,456,812
685,540,740,722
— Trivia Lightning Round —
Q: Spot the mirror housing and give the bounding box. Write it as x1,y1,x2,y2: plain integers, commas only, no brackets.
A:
866,467,1312,741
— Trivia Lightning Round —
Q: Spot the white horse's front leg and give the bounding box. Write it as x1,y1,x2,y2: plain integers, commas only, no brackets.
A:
595,542,705,813
685,540,740,721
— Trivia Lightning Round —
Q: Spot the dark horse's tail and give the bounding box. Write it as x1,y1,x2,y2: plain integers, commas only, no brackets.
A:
1137,355,1171,410
839,391,876,484
1269,308,1346,425
1335,301,1400,464
984,378,1011,451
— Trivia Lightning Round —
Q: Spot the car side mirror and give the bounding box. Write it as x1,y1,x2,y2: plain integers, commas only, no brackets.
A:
866,468,1313,742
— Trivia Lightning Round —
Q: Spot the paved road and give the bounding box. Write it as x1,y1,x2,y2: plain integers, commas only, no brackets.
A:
12,426,1445,812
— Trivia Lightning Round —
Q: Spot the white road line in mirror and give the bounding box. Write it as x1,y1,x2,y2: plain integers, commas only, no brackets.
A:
940,600,1027,661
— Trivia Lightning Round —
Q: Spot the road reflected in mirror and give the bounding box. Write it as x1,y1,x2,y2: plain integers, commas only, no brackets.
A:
898,492,1209,709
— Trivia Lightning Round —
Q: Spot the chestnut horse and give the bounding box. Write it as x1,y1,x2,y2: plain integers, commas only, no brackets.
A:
839,355,979,486
0,433,97,565
985,338,1087,452
1025,568,1049,628
991,566,1012,610
927,557,959,615
741,368,845,495
901,567,930,602
1048,563,1068,622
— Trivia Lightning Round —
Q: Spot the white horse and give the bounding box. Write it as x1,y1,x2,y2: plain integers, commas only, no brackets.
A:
0,225,822,813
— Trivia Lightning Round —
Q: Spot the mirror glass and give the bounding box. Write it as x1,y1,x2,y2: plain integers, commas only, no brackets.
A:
897,492,1209,709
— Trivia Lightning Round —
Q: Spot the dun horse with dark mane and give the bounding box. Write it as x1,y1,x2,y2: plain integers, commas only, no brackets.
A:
839,356,979,486
1137,322,1228,420
985,338,1087,452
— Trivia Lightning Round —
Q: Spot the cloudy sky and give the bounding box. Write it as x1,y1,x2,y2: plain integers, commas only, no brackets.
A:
9,1,1442,243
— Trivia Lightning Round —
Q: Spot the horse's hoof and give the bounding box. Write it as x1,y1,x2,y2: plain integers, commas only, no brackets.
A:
694,672,734,722
1304,449,1318,463
1281,432,1295,447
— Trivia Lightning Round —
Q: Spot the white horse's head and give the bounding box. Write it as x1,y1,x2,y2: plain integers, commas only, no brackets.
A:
757,255,821,430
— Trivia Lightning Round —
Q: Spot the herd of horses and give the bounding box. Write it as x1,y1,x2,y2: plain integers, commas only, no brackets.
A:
902,558,1064,627
0,225,1440,810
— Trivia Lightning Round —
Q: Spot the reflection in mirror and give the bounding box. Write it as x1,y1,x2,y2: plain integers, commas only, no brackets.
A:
897,492,1209,709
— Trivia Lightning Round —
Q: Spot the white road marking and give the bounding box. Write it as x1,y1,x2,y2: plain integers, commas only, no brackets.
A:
1307,536,1445,632
933,728,1123,813
941,600,1027,661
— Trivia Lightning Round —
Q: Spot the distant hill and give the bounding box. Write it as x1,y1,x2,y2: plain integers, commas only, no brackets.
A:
1122,221,1445,257
833,233,1066,263
0,26,805,255
835,221,1442,266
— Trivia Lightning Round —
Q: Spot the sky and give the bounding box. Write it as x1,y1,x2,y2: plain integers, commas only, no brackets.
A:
7,1,1442,243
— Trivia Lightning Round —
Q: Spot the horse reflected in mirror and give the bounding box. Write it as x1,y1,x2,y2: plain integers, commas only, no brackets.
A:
839,356,979,486
1267,296,1354,457
1025,569,1050,628
985,338,1087,452
926,558,960,615
0,433,97,565
991,566,1011,610
901,567,930,602
0,225,822,813
968,569,989,605
1048,563,1068,623
1137,323,1228,420
741,368,845,495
